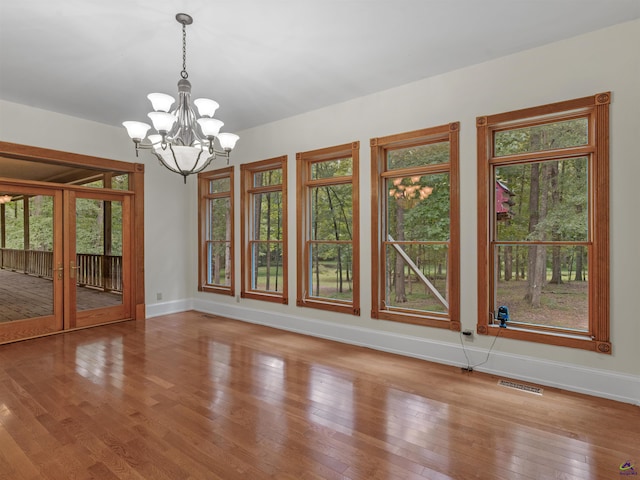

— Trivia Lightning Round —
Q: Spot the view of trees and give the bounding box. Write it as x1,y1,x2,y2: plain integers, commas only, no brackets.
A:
493,118,590,330
384,142,451,314
207,174,232,287
309,158,354,300
250,168,284,292
2,194,122,255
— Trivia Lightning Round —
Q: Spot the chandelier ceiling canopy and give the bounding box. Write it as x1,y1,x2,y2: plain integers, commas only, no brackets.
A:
123,13,239,183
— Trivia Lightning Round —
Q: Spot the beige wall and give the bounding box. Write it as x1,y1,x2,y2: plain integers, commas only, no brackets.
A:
194,19,640,388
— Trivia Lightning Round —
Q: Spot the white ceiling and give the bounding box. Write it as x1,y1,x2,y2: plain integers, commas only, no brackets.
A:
1,0,639,134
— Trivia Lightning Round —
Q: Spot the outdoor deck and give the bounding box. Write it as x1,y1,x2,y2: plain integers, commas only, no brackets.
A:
0,268,122,322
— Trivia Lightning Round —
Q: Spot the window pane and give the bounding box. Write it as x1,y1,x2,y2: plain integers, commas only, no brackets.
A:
309,243,353,301
209,177,230,193
311,157,352,179
250,242,284,293
495,157,588,242
310,185,352,241
494,118,588,157
3,197,24,249
386,142,449,170
493,244,588,331
112,174,129,191
253,192,283,241
385,243,449,314
253,169,282,187
208,198,230,241
387,173,449,242
207,241,231,286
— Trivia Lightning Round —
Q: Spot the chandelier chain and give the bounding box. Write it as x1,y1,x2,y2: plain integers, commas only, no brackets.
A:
181,22,188,79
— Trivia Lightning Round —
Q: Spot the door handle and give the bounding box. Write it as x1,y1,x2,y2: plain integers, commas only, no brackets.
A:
70,261,79,279
55,263,64,280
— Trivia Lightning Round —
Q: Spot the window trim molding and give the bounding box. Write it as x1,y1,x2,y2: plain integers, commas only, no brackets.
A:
476,92,611,353
296,141,360,315
198,166,235,296
240,155,288,304
370,122,460,330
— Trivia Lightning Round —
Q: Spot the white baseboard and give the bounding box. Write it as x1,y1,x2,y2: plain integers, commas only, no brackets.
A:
154,297,640,406
146,298,194,318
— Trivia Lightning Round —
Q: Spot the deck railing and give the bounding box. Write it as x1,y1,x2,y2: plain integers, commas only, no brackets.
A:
0,248,123,292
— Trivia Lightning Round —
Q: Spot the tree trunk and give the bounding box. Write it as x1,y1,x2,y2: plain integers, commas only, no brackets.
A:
525,161,550,307
394,203,407,303
265,187,272,290
225,208,231,285
253,173,263,289
504,246,513,281
525,163,540,304
549,161,563,284
574,245,584,281
326,187,343,293
313,188,320,296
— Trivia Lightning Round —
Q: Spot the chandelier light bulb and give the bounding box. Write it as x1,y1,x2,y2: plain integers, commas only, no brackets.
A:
122,121,151,141
194,98,220,118
147,112,177,133
197,118,224,137
147,93,175,112
218,133,240,152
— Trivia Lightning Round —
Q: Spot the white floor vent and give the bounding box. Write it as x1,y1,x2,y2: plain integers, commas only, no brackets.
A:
498,379,543,395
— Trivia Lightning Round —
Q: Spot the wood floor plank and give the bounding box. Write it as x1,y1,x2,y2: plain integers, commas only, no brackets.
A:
0,311,638,480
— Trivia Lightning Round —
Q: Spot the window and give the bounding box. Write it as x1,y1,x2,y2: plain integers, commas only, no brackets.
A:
477,93,611,353
240,156,288,303
296,142,359,315
371,123,460,329
198,167,234,296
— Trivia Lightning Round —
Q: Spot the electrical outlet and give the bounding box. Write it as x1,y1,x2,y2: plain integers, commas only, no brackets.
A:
156,292,163,301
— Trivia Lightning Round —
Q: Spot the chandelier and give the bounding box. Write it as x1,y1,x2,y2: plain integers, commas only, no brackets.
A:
123,13,239,183
0,195,12,204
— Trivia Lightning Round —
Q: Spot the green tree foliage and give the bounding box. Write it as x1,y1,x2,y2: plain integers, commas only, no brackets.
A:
494,117,590,312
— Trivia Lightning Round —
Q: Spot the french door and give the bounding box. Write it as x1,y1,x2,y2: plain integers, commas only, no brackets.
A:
0,182,132,343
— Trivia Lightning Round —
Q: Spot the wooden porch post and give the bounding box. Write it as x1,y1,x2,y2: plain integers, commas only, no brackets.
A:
1,203,5,267
103,173,113,291
23,196,30,273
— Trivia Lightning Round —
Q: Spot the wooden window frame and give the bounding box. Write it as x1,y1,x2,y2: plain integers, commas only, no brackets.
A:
477,93,611,353
296,142,360,315
198,167,234,296
240,156,288,304
370,123,460,330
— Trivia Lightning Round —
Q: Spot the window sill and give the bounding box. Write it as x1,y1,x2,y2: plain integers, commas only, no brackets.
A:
477,324,610,353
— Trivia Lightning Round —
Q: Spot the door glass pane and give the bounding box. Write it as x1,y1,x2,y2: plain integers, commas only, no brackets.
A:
75,198,123,312
0,193,54,321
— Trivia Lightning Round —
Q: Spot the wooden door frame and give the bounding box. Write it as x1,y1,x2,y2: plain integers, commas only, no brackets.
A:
0,141,145,333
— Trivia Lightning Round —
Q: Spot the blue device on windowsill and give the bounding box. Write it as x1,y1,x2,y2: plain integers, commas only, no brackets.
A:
497,306,510,328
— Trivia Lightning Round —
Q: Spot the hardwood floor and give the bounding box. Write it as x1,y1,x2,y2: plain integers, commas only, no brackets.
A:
0,311,638,479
